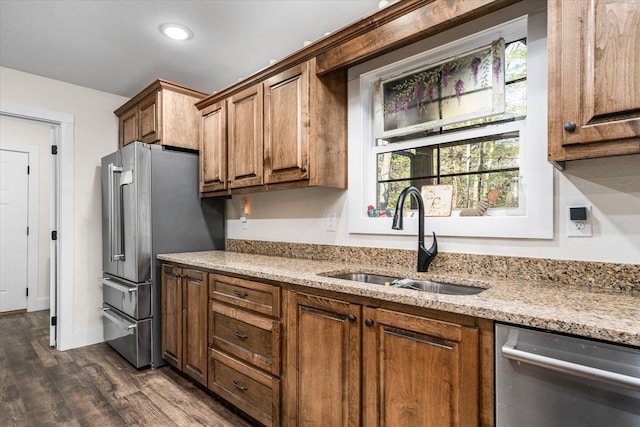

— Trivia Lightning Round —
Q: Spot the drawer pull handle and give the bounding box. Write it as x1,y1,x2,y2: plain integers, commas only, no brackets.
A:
232,380,248,391
233,330,248,340
233,290,249,298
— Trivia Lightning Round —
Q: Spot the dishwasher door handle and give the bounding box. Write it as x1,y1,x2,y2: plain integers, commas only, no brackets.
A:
501,344,640,392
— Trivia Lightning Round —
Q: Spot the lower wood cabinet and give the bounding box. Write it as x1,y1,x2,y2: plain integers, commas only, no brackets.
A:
161,264,493,427
161,265,208,385
284,291,484,427
208,274,282,427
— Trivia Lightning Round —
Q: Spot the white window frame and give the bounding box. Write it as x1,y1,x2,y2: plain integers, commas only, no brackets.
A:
347,9,552,239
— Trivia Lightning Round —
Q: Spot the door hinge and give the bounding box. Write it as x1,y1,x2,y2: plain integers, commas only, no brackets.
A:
51,231,58,240
27,226,29,236
26,288,29,297
51,316,57,326
51,145,58,155
27,165,30,174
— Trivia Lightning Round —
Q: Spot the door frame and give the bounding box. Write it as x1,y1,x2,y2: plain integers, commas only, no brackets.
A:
0,143,41,312
0,100,74,350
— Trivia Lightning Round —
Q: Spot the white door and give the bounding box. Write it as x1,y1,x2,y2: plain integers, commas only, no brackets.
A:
0,149,29,312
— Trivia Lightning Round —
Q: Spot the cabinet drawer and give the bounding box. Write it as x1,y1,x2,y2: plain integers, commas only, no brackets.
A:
210,274,280,317
210,301,281,376
209,349,280,427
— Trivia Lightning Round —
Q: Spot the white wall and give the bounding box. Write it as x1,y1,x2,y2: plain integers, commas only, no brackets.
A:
0,66,128,348
226,151,640,265
0,116,51,307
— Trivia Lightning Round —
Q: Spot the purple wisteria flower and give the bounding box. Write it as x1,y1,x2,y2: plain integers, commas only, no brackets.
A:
426,83,435,103
454,79,464,105
402,96,410,113
441,65,450,88
493,57,502,84
470,57,481,85
393,99,398,117
414,82,423,103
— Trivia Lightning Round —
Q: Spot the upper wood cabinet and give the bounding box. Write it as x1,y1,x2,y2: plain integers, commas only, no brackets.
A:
264,62,310,185
197,58,347,197
115,79,208,150
548,0,640,166
228,84,264,189
201,101,228,193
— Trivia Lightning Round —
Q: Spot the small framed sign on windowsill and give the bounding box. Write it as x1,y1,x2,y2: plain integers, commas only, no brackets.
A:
421,184,454,216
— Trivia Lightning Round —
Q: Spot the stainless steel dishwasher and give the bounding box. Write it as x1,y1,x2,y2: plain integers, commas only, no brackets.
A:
495,323,640,427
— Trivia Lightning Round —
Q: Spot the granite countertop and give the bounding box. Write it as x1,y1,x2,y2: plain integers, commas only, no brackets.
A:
158,250,640,347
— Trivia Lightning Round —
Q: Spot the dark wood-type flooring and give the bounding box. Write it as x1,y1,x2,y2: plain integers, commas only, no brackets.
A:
0,310,255,426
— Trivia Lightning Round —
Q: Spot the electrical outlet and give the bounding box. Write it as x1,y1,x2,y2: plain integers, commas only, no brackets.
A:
567,206,592,237
326,212,337,231
240,215,248,230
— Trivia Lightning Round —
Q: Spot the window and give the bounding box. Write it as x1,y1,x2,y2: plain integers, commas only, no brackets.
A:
347,10,552,238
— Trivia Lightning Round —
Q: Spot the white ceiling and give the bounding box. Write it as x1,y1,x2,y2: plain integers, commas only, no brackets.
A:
0,0,381,98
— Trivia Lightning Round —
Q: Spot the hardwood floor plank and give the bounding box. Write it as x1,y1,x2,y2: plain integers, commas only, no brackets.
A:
0,399,29,426
0,311,255,426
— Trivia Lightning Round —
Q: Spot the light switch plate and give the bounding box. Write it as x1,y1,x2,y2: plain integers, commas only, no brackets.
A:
567,206,592,237
326,212,337,231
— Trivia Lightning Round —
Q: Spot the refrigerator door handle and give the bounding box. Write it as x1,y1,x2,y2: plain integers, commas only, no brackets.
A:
101,277,137,294
108,163,124,262
101,306,137,331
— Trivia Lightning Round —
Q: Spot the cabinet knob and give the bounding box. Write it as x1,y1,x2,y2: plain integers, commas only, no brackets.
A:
348,314,357,323
564,121,577,132
364,318,374,327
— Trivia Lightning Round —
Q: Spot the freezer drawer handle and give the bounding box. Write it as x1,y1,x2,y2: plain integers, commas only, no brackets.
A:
501,343,640,392
101,278,137,294
108,163,125,262
101,307,137,331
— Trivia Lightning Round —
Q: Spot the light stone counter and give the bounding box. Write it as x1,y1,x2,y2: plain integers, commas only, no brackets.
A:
158,250,640,347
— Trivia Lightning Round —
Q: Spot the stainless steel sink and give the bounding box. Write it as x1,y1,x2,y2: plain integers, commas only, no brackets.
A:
327,272,401,286
323,272,485,295
393,279,485,295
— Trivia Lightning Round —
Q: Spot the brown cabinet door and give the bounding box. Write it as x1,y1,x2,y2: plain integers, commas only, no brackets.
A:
284,292,361,427
228,85,263,188
264,62,310,184
182,268,208,385
201,101,228,193
138,91,160,144
362,308,479,427
548,0,640,162
161,264,182,369
119,107,138,147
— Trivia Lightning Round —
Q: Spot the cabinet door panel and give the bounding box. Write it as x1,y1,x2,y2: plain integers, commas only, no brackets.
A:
228,85,263,188
161,265,182,369
287,292,361,427
264,62,310,184
363,308,479,427
138,92,160,143
120,107,138,147
549,0,640,161
183,268,208,385
201,102,228,193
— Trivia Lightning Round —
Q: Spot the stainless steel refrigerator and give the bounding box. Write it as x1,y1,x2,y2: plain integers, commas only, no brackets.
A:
101,141,224,368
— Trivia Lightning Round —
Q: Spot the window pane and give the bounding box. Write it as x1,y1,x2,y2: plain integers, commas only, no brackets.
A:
441,170,519,209
440,133,519,174
505,40,527,82
377,148,437,181
379,39,505,135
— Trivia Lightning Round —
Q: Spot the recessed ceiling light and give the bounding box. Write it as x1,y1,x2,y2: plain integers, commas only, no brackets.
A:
160,23,193,41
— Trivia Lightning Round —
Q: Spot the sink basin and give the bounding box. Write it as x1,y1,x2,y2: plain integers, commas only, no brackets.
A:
393,279,485,295
327,272,400,286
323,272,485,295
